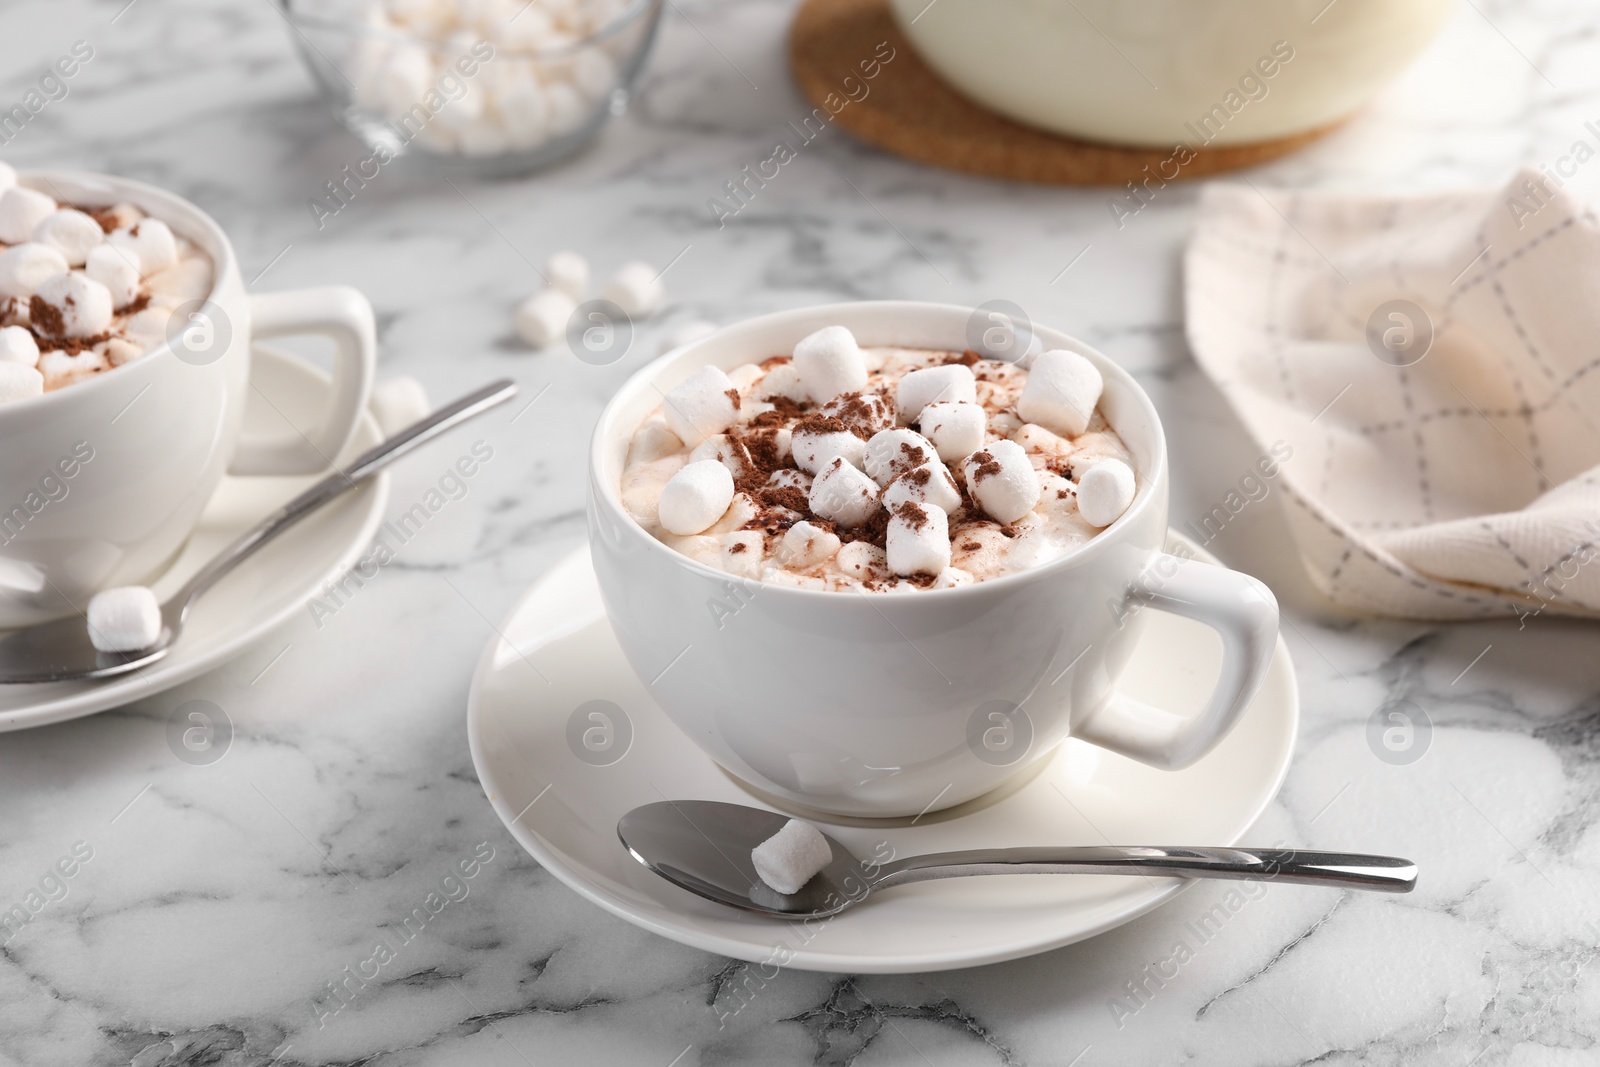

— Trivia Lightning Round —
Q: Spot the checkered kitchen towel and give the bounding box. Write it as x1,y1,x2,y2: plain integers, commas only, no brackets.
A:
1184,168,1600,621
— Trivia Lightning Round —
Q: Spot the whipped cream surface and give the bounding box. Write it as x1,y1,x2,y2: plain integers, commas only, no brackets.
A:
620,338,1137,593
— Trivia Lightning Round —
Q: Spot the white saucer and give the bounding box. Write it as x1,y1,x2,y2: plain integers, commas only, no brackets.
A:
467,533,1299,974
0,345,388,732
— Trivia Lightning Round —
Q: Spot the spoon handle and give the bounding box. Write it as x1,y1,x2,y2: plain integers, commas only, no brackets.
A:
870,846,1416,893
173,379,518,613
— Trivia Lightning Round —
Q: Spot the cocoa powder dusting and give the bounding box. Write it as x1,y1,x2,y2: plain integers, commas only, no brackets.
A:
28,296,65,338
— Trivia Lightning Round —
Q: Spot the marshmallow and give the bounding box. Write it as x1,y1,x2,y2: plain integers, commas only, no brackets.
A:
0,325,39,366
33,209,104,267
545,82,589,136
603,261,664,318
836,541,888,581
820,390,893,437
626,417,682,466
108,218,178,277
0,243,69,298
919,401,987,462
371,376,430,436
514,287,577,348
661,364,739,446
658,459,735,536
39,348,105,390
85,245,141,309
765,467,809,492
896,364,975,423
862,428,935,486
87,585,163,653
105,337,144,367
33,272,113,339
1016,349,1103,438
0,187,56,244
572,48,618,101
778,520,841,570
751,818,832,895
791,325,868,404
1077,458,1136,528
659,319,716,355
545,250,588,299
498,78,551,148
755,362,807,404
808,457,879,527
791,422,865,475
887,501,951,577
0,161,14,190
688,433,750,479
882,460,962,514
962,439,1040,524
0,362,42,403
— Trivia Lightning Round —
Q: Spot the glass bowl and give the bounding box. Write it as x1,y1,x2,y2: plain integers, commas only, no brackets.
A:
281,0,663,176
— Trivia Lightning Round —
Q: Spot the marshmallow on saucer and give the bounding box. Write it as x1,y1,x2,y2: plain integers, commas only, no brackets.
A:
85,245,141,309
751,818,832,895
1077,458,1136,528
0,361,43,403
0,187,56,245
792,325,867,404
792,421,866,474
603,261,664,318
108,218,178,277
808,457,879,527
887,500,951,577
661,364,739,446
882,459,962,514
0,325,39,367
0,243,69,298
896,364,976,423
862,428,935,486
659,319,716,355
33,209,104,267
658,459,735,535
778,520,841,570
918,401,986,462
1016,349,1103,438
87,585,162,653
545,249,588,300
962,439,1040,524
33,272,113,339
514,287,576,348
371,376,430,436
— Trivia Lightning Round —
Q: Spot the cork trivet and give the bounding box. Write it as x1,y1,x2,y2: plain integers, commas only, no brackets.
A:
789,0,1340,186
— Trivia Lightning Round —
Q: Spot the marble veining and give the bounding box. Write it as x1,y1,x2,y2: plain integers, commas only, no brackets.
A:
1,0,1598,1064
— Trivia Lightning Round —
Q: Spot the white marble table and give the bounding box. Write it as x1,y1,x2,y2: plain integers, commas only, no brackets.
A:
1,1,1597,1064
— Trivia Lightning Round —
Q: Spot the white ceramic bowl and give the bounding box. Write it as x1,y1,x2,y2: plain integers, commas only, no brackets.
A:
888,0,1454,147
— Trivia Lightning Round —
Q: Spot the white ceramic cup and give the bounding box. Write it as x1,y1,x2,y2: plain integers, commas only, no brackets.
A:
589,302,1279,818
0,171,375,627
888,0,1453,147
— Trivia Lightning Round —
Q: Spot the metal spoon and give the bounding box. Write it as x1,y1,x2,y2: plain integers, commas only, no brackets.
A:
618,800,1417,920
0,379,517,684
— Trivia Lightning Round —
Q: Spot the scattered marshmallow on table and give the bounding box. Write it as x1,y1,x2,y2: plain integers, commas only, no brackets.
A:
1077,458,1137,528
33,208,104,267
85,245,141,309
514,287,576,349
963,439,1041,524
33,272,113,338
809,458,880,527
918,401,986,462
0,361,43,403
86,585,162,653
545,250,589,300
108,218,177,277
371,376,430,436
661,364,739,446
882,459,962,514
0,187,56,245
659,319,717,355
1017,349,1103,437
658,459,735,536
603,261,664,318
895,363,976,423
751,818,832,895
0,243,69,298
887,500,951,577
862,428,934,485
792,325,867,403
0,326,39,367
791,421,866,475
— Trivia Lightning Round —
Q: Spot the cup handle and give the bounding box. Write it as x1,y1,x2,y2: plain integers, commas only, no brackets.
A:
228,287,377,476
1074,553,1279,770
